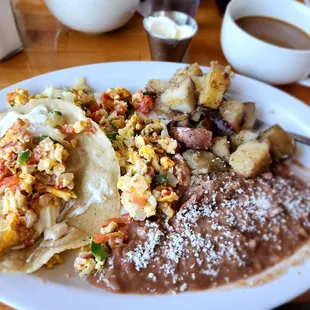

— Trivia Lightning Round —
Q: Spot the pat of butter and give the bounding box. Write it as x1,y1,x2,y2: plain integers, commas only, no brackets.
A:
145,16,194,39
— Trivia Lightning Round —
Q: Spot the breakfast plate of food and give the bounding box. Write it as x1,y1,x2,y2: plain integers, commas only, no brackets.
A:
0,61,309,310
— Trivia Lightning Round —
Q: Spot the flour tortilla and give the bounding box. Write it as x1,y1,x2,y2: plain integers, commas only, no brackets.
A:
0,99,120,273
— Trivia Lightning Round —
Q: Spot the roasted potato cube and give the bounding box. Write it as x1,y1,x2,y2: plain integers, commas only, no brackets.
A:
243,102,256,129
161,77,197,113
259,124,295,160
183,149,227,174
193,62,231,109
230,129,259,151
211,136,230,162
169,63,203,86
169,127,212,149
229,140,271,177
145,79,169,93
219,100,245,132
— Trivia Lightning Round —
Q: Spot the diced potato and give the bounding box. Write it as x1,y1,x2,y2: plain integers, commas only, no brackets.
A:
169,63,203,86
193,62,231,109
145,79,169,93
219,100,245,132
153,98,175,118
183,149,228,174
230,129,259,151
160,77,197,113
211,136,230,162
229,140,271,177
243,102,256,129
169,127,213,149
259,124,295,160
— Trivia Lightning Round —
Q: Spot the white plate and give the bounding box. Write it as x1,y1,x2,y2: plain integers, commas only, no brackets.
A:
0,61,309,310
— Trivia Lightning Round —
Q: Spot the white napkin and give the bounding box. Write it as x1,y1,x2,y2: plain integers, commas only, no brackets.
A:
0,0,23,61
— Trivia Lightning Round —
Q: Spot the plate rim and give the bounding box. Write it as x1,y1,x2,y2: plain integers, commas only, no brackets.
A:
0,61,309,310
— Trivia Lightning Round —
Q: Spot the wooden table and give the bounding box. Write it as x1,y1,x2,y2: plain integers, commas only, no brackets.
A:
0,0,309,309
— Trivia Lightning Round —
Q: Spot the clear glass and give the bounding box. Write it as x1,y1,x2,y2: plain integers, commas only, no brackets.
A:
151,0,200,17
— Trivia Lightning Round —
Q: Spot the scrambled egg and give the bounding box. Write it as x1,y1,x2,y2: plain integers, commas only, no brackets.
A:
3,189,27,215
72,119,91,134
45,254,64,269
4,81,181,258
0,119,76,255
37,138,69,175
74,255,96,277
116,116,179,220
157,137,178,154
7,88,30,107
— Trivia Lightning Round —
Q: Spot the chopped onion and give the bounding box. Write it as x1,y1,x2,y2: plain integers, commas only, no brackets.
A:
167,172,178,187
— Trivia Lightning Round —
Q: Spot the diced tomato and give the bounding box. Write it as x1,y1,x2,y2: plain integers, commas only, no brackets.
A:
131,191,147,208
90,111,102,124
87,102,101,113
162,188,172,197
0,175,20,191
92,232,125,244
133,96,154,114
101,213,133,228
115,104,127,115
0,120,31,149
0,160,12,179
100,93,114,110
7,92,15,104
92,234,108,243
62,125,76,135
83,124,96,135
27,149,41,165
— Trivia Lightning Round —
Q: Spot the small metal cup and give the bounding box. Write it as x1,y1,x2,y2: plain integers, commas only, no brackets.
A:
143,11,198,62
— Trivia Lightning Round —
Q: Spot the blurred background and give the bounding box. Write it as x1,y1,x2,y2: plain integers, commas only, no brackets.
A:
0,0,235,89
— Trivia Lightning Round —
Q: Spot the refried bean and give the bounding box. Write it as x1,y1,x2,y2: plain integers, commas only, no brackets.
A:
89,163,310,294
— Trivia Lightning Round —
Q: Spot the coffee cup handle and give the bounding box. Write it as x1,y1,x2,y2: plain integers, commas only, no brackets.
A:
297,76,310,87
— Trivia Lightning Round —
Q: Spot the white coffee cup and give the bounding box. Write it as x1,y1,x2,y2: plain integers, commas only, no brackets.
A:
221,0,310,86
